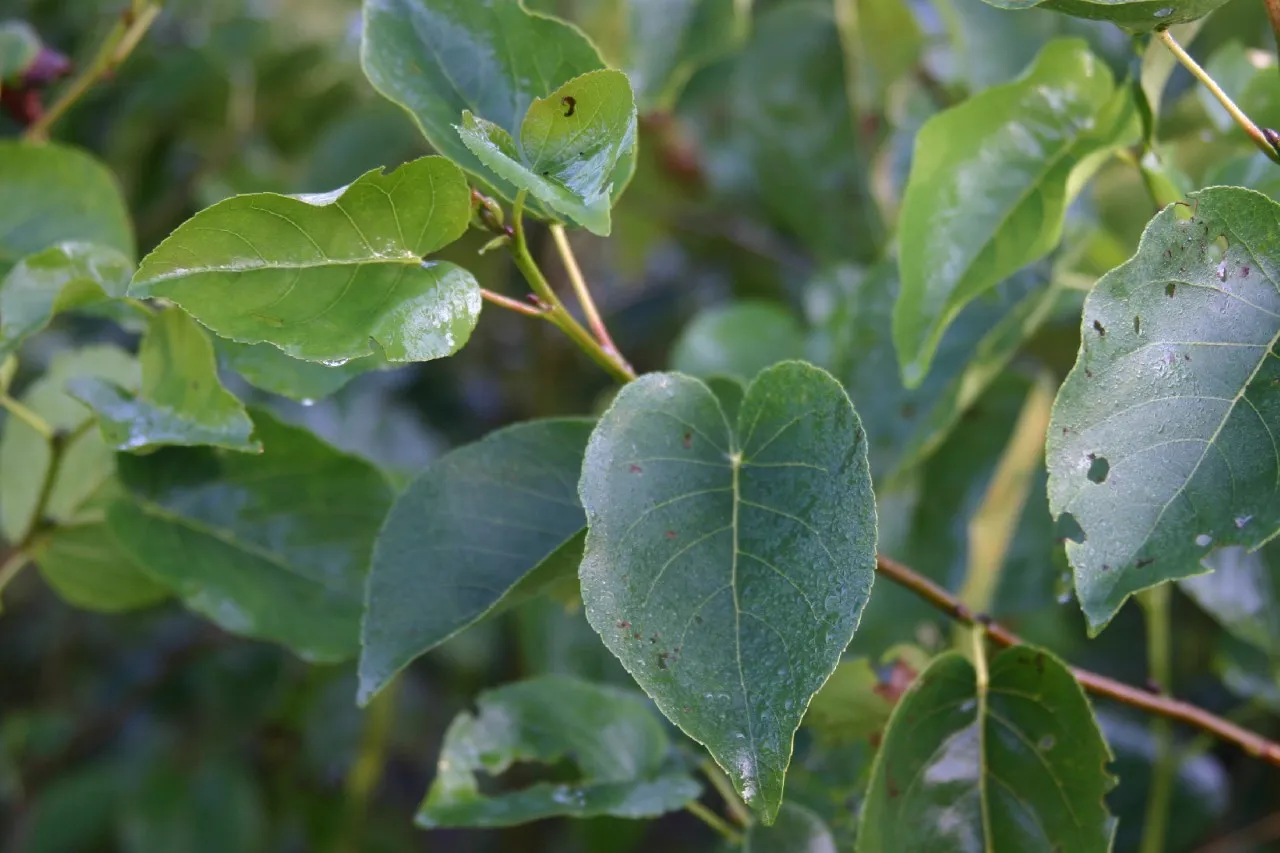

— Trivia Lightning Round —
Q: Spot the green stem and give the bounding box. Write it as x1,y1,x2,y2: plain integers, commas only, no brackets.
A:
25,3,162,141
1157,29,1280,164
1138,585,1175,853
549,224,632,374
972,627,995,847
0,394,53,439
337,678,400,853
0,550,30,611
700,759,753,827
686,800,744,845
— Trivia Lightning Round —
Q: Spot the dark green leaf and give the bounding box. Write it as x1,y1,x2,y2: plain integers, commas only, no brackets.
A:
359,418,594,704
70,309,259,453
579,361,876,821
895,39,1128,385
670,301,806,382
0,21,40,82
0,242,132,358
1181,541,1280,657
129,156,479,364
744,802,837,853
216,339,378,403
33,522,168,613
456,69,637,236
859,645,1115,851
622,0,749,110
120,760,265,853
0,142,134,275
986,0,1234,32
107,409,393,662
1047,187,1280,633
418,675,700,827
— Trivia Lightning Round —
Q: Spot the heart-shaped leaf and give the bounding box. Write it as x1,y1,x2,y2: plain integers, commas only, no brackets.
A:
983,0,1232,31
360,418,594,704
894,38,1130,386
129,156,479,365
1047,187,1280,632
70,309,259,454
579,361,877,822
419,675,700,827
859,645,1115,851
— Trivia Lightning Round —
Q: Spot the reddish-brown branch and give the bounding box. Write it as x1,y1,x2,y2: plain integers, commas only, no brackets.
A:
480,288,547,318
875,554,1280,768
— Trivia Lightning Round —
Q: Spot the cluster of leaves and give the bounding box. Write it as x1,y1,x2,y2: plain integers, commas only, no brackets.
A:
2,0,1280,850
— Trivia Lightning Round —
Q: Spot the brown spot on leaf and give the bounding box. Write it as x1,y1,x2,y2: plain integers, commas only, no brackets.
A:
629,464,642,473
665,530,677,539
683,432,693,449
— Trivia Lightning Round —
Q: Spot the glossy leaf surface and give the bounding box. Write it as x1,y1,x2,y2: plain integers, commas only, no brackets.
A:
986,0,1234,31
860,646,1115,852
70,310,259,453
360,418,594,704
894,39,1125,385
1048,188,1280,632
418,675,700,827
107,410,393,662
579,361,876,821
670,301,806,382
129,157,478,364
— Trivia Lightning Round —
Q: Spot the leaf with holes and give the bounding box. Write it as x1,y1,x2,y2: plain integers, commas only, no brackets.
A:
579,361,876,822
1047,187,1280,633
128,156,478,365
360,418,594,704
859,645,1115,851
418,675,700,827
981,0,1233,31
69,310,259,453
894,38,1131,386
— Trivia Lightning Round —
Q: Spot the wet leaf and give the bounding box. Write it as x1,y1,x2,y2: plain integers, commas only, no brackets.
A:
670,301,806,382
418,675,700,827
744,802,837,853
215,339,379,403
1047,187,1280,632
360,418,594,704
894,39,1129,385
859,645,1115,852
70,310,259,453
107,410,393,662
129,156,479,364
984,0,1234,32
579,361,876,822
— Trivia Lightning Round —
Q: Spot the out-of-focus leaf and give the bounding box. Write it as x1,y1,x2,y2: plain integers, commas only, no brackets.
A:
801,658,893,745
835,0,922,107
1181,541,1280,656
23,760,120,853
107,409,393,662
32,521,168,613
456,69,638,236
744,802,837,853
0,142,133,275
0,21,40,82
418,675,700,827
895,39,1128,385
985,0,1234,33
360,418,593,704
0,242,132,358
859,645,1115,851
119,760,266,853
1206,153,1280,201
670,301,806,381
1047,187,1280,633
70,310,259,453
579,362,876,821
216,339,379,403
622,0,750,110
129,157,479,364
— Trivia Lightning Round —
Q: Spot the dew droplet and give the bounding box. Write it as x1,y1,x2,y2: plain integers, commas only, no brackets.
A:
1195,533,1213,548
1235,515,1252,529
1038,735,1056,751
1153,6,1173,16
300,398,316,407
321,358,350,367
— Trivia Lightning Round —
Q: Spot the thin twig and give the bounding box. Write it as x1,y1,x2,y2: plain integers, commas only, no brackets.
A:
1157,29,1280,164
874,554,1280,767
480,288,547,318
25,3,162,141
685,800,744,845
548,225,628,369
0,394,53,439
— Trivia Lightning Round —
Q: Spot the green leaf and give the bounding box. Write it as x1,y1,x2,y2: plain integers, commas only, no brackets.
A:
32,521,168,613
1047,187,1280,633
456,69,638,236
744,802,837,853
894,39,1128,386
0,346,138,543
859,645,1115,852
0,21,40,82
836,0,922,106
624,0,751,110
986,0,1234,32
69,310,259,454
579,361,876,821
670,301,806,382
361,0,635,225
801,657,894,746
106,409,393,662
0,242,132,358
418,675,701,827
129,156,479,365
120,760,265,853
1207,153,1280,202
216,339,378,403
1181,541,1280,657
0,142,134,275
359,418,594,704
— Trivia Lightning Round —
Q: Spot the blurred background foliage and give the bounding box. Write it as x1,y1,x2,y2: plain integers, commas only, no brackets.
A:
1,0,1279,850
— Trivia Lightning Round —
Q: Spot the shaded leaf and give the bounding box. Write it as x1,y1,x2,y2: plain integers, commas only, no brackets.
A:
360,418,594,704
579,361,876,821
129,157,479,364
119,759,265,853
107,410,393,662
801,657,894,746
859,645,1115,852
670,301,806,382
0,21,40,81
622,0,750,110
1181,541,1280,657
32,522,168,613
70,310,259,453
0,142,133,275
1047,187,1280,632
418,675,700,827
894,39,1128,385
216,339,378,403
744,802,837,853
986,0,1234,32
0,242,132,358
